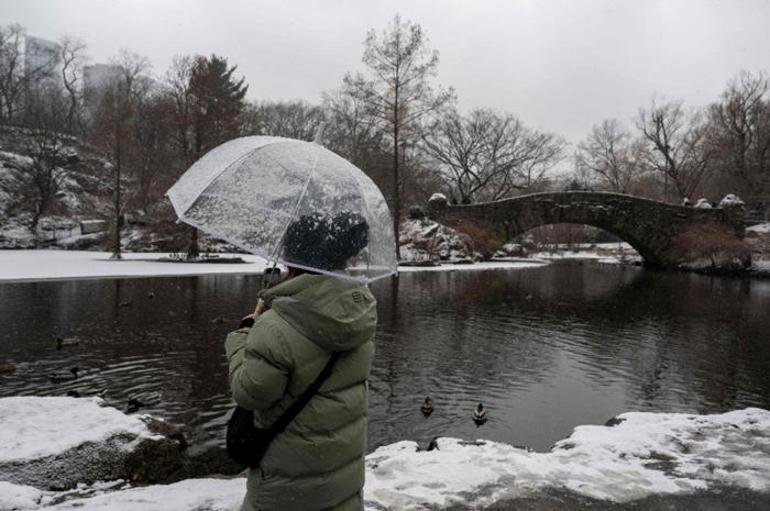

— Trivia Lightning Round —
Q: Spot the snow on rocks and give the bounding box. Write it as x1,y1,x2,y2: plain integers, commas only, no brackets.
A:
0,481,46,510
719,194,745,207
694,198,713,209
399,218,479,264
2,408,769,510
0,397,153,462
44,478,246,511
0,396,185,490
364,408,770,509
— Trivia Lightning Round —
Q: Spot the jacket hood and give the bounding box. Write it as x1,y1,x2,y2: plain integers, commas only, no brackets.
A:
259,274,377,352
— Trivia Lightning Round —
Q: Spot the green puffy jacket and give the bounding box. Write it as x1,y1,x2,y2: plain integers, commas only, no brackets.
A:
225,274,376,511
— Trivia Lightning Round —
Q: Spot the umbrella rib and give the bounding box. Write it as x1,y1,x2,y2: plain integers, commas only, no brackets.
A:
264,149,319,264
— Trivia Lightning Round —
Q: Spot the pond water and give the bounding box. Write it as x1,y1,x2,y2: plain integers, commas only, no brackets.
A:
1,262,769,456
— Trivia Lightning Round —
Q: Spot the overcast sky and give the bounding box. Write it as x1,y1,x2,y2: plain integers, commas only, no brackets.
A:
6,0,770,143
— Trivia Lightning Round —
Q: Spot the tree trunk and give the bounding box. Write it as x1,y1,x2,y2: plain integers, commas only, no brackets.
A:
393,90,401,261
111,133,122,260
187,227,200,260
185,125,203,259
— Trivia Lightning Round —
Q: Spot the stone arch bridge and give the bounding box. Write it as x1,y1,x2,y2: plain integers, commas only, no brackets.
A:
427,191,746,268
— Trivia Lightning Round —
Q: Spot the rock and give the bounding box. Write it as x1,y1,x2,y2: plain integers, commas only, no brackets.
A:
0,396,187,491
399,218,477,264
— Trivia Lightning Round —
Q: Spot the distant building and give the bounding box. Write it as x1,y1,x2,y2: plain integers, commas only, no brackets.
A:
24,35,61,82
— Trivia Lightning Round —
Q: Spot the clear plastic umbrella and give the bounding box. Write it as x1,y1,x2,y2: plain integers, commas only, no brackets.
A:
166,136,397,283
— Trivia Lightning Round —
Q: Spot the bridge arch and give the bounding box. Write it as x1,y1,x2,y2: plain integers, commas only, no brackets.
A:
427,191,746,268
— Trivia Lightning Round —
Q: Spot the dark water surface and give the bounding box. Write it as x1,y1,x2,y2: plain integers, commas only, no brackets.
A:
1,262,769,454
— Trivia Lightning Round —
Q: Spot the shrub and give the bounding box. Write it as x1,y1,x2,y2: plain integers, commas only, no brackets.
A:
407,205,425,220
452,221,505,260
671,223,752,270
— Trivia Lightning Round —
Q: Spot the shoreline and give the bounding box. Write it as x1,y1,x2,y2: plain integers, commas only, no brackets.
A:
2,248,768,284
0,249,551,283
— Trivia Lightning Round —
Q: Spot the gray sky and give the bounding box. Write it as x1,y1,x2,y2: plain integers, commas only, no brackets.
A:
5,0,770,143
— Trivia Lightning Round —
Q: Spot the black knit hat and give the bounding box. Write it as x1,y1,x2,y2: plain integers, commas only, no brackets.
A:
283,212,369,271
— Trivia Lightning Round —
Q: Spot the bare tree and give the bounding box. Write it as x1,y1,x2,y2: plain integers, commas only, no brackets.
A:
575,119,647,194
90,50,151,259
131,90,175,209
58,36,87,134
344,14,454,259
0,23,59,124
423,108,565,203
706,71,770,200
637,99,712,201
17,85,73,235
164,55,194,164
323,88,387,175
242,100,324,140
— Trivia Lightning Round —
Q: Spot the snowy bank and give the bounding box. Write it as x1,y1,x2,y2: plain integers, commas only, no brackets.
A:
398,260,547,273
44,478,245,511
365,408,770,508
2,408,768,510
747,222,770,235
0,397,185,490
0,250,268,282
0,250,549,283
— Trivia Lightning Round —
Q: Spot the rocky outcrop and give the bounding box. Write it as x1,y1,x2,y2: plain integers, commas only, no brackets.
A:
399,217,480,265
0,397,187,491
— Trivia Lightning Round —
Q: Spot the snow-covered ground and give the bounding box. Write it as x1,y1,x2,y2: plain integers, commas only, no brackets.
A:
1,402,768,511
398,260,546,273
0,250,550,283
747,222,770,235
0,250,270,282
531,242,642,266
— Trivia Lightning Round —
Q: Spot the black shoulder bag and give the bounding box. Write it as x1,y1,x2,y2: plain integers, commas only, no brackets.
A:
226,346,339,468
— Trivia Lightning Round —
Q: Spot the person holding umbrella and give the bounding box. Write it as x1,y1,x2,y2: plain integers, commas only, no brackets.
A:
225,211,376,510
167,136,397,510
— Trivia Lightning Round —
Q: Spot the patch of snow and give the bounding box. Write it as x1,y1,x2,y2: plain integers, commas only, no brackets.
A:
747,223,770,235
428,193,447,203
719,194,744,207
45,478,245,511
694,198,713,209
398,260,546,273
0,150,33,168
0,481,45,510
0,250,268,282
0,397,157,463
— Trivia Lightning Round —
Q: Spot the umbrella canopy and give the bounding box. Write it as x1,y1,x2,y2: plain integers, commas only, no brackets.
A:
167,136,397,282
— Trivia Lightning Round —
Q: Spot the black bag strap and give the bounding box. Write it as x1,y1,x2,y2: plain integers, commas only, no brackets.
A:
265,351,340,440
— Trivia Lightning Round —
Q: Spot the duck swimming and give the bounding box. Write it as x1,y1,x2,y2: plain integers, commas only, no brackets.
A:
126,391,161,413
0,363,15,373
420,397,434,417
472,403,487,426
50,367,79,383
